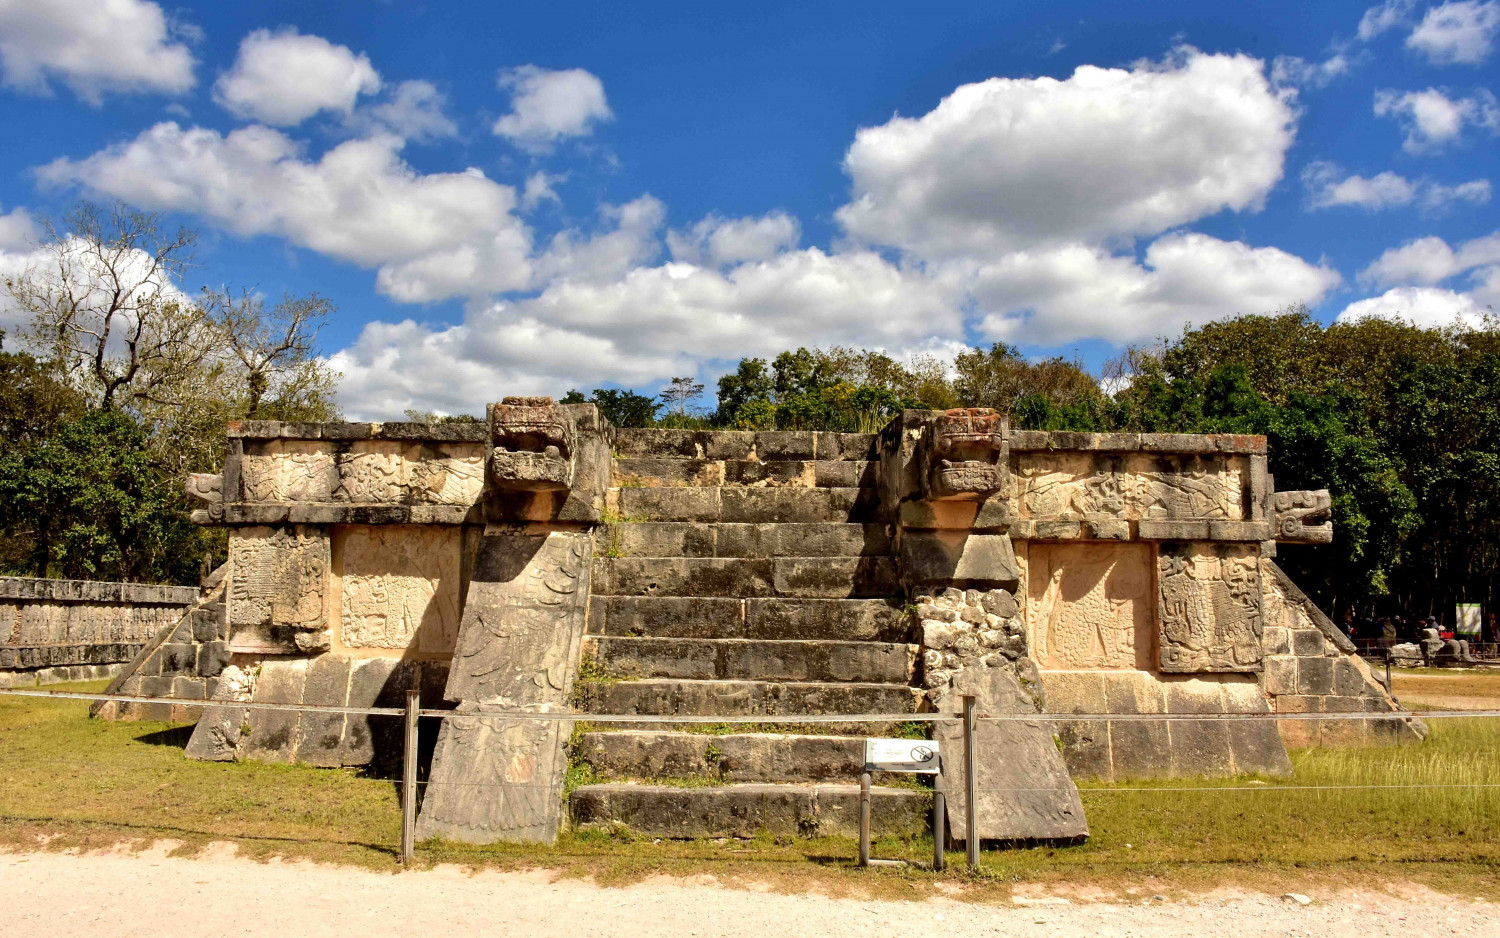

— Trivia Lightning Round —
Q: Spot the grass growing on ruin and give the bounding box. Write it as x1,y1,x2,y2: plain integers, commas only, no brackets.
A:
2,677,1499,900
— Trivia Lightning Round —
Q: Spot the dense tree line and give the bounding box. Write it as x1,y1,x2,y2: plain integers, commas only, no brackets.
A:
0,204,339,583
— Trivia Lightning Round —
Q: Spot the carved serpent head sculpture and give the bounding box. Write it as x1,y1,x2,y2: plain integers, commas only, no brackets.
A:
488,396,576,493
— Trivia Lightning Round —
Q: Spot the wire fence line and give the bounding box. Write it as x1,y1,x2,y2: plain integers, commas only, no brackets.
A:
5,685,1498,870
1,688,1492,723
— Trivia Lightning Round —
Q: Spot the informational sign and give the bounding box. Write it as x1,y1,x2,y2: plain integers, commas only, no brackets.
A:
1457,604,1482,640
864,738,940,773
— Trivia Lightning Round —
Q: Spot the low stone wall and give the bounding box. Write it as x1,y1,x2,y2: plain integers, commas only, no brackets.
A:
0,577,198,688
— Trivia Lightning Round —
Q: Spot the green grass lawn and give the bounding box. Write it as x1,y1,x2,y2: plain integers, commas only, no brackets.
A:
2,680,1497,899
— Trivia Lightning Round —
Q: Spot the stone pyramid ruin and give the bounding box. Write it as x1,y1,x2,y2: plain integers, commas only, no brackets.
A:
98,399,1423,845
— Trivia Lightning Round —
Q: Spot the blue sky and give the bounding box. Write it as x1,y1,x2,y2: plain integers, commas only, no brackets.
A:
1,0,1497,418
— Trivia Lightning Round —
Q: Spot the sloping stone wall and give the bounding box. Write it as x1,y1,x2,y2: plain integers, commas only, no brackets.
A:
0,576,198,688
1261,562,1424,745
93,569,230,721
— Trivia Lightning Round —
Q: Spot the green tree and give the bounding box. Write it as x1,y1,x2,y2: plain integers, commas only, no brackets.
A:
563,388,661,427
954,343,1107,426
0,409,207,582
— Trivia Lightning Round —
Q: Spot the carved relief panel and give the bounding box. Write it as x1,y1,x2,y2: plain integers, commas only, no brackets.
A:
335,525,464,655
240,441,338,502
1016,452,1246,521
237,439,485,505
227,525,330,652
445,530,593,705
1026,541,1155,670
1157,542,1264,673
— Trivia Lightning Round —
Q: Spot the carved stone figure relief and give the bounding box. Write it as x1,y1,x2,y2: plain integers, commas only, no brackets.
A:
415,703,573,844
227,526,330,652
1016,453,1245,521
1270,489,1333,543
407,452,485,505
240,441,338,502
447,530,592,703
1026,542,1154,670
489,397,577,493
336,441,406,503
337,525,463,654
1157,542,1263,672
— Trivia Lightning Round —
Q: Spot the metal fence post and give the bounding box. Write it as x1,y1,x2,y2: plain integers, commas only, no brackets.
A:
962,694,979,871
858,769,872,868
400,686,419,866
932,755,946,872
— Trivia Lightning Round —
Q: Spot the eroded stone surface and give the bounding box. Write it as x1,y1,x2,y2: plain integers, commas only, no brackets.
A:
416,704,572,844
336,525,463,654
226,526,330,654
417,530,593,844
934,666,1088,842
1015,452,1246,520
1026,542,1153,670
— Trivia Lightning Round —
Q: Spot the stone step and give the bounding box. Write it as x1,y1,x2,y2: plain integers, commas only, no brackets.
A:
596,522,890,559
615,486,881,524
569,783,929,839
588,596,911,641
592,556,899,599
613,458,876,489
575,730,880,783
614,429,877,461
578,678,920,717
584,636,917,683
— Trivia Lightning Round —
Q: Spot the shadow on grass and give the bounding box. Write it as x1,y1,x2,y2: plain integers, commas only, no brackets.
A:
133,725,195,749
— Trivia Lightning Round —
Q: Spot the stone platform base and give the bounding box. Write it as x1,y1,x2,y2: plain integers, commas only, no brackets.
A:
1042,670,1293,781
569,782,930,839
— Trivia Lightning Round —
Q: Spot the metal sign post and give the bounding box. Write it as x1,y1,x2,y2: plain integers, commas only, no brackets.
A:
963,695,980,871
858,737,941,870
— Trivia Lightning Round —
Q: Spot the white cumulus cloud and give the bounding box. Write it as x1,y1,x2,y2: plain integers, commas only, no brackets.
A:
0,0,195,103
330,249,963,419
1407,0,1500,65
37,122,536,303
1338,286,1488,327
837,48,1295,258
667,212,801,268
1359,231,1500,285
1302,161,1491,210
213,28,380,126
492,66,612,151
359,80,458,142
1374,86,1500,152
969,233,1341,347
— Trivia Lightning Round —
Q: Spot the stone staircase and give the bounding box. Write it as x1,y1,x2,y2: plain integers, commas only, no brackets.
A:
568,429,930,838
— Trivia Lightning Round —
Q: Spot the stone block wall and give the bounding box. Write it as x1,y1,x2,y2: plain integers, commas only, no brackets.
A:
1261,562,1424,745
94,571,229,721
0,576,198,688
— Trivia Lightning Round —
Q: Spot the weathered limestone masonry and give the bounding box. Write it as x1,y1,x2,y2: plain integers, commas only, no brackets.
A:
180,419,487,765
997,429,1422,781
166,404,1421,846
0,576,197,689
91,565,231,721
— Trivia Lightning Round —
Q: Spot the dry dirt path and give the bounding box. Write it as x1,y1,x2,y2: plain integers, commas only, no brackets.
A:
2,845,1496,938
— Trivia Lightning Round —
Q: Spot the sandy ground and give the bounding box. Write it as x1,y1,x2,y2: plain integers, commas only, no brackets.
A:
1,844,1495,938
